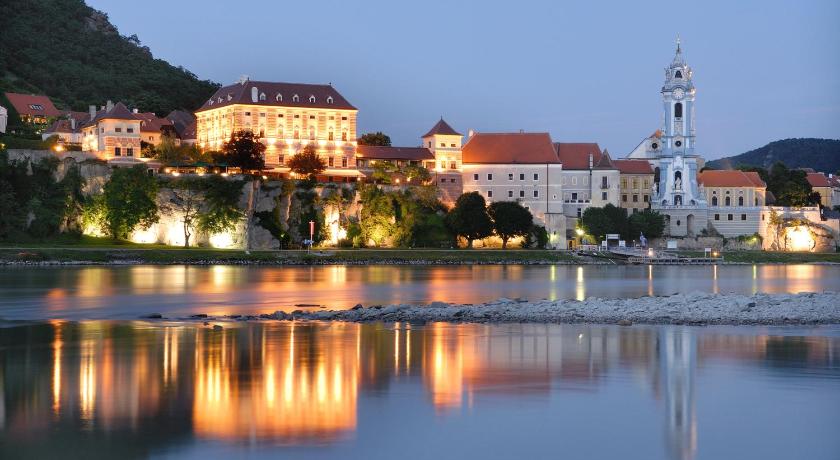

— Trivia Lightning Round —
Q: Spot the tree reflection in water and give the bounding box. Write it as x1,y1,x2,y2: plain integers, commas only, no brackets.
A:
0,321,838,459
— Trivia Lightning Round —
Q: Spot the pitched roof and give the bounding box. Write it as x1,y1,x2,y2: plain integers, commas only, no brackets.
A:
462,132,558,164
553,142,604,170
166,110,196,137
356,145,434,161
80,102,139,128
44,111,92,134
806,172,832,187
698,170,766,188
3,92,61,117
133,111,174,133
422,118,461,137
195,80,355,112
595,149,615,169
613,159,654,174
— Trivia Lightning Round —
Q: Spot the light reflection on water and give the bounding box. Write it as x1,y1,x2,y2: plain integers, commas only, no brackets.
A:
2,264,840,320
1,322,838,459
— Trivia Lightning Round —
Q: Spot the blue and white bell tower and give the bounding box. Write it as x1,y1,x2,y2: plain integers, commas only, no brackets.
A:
649,38,708,236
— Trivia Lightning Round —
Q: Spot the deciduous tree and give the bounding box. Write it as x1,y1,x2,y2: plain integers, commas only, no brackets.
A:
287,144,326,180
222,130,265,172
103,165,159,240
488,201,533,248
358,131,391,146
446,192,493,248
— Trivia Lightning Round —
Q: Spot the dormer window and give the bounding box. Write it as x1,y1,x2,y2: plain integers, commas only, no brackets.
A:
227,94,233,101
217,97,222,103
292,94,299,102
675,70,683,79
275,93,283,102
326,96,334,104
309,95,316,103
259,92,266,101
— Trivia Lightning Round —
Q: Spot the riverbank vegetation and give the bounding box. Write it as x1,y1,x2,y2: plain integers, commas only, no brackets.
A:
579,204,666,243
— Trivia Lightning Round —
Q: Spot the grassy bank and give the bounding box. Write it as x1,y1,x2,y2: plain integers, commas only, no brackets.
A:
0,240,579,265
678,250,840,264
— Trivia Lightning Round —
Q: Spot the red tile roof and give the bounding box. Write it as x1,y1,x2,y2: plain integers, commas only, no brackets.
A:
133,112,174,133
806,172,832,188
698,170,766,188
3,92,61,117
80,102,139,128
554,143,604,170
462,132,558,164
613,159,654,174
422,118,461,137
196,80,355,112
356,145,434,161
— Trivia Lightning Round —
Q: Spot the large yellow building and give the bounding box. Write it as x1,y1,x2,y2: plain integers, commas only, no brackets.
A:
613,159,654,213
195,78,359,179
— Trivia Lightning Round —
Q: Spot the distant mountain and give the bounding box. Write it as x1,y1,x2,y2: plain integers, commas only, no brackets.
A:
0,0,218,115
706,138,840,173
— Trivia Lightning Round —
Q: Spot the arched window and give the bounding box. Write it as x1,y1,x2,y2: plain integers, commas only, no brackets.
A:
326,96,334,104
275,93,283,102
725,196,731,206
259,92,266,101
309,95,316,103
328,127,334,141
712,196,718,206
675,70,683,79
674,102,683,118
342,129,348,141
293,126,300,139
738,196,744,206
292,94,300,102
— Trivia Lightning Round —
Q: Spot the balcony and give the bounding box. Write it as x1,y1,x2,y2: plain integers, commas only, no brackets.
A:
599,183,610,190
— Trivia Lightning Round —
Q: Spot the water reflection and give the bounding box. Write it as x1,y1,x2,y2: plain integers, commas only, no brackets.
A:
2,322,839,459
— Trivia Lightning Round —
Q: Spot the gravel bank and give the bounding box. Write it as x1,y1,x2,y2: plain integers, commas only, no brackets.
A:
273,292,840,325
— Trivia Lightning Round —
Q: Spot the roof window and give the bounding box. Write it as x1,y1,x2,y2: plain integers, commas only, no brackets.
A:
276,93,283,102
292,94,299,102
326,96,334,104
309,95,316,103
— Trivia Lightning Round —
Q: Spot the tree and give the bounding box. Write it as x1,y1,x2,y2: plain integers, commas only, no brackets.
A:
165,176,204,247
629,209,666,240
222,130,266,172
287,144,326,180
403,163,431,183
446,192,493,248
197,175,245,235
580,204,629,242
359,185,395,247
488,201,533,248
371,161,398,184
102,165,159,240
358,131,391,146
154,134,189,165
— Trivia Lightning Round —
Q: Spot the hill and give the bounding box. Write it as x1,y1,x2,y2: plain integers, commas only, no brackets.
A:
0,0,218,115
706,138,840,173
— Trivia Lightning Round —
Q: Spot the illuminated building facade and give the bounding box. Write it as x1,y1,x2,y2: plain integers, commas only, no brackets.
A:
195,77,360,180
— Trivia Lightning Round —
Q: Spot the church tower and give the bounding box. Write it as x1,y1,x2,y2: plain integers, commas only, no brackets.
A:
649,38,708,237
661,38,696,157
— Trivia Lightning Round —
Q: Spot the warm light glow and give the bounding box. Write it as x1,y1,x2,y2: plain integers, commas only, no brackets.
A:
131,226,157,244
53,144,65,152
172,171,181,176
209,231,236,249
52,322,63,415
786,226,815,252
575,228,585,236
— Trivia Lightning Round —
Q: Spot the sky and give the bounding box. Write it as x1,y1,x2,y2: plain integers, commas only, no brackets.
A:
87,0,839,160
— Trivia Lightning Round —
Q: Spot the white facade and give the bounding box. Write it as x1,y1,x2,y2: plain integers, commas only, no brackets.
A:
0,105,7,134
462,163,567,247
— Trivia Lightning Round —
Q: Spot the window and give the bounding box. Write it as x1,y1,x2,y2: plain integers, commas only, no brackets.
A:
727,214,733,221
115,127,122,133
725,196,731,206
519,173,525,180
571,192,578,201
450,178,456,183
738,196,744,206
712,196,718,206
632,194,639,203
508,191,513,198
450,162,456,169
309,95,316,103
309,127,315,140
440,179,446,183
328,157,334,167
114,147,122,156
294,127,300,139
278,113,284,118
440,143,446,147
741,214,747,221
276,94,283,102
294,114,300,118
622,178,627,189
127,128,134,133
328,129,334,141
508,173,514,181
674,102,683,119
714,214,720,221
602,192,608,200
577,208,582,218
342,157,348,168
473,174,479,180
292,95,299,102
279,155,284,165
327,96,334,104
572,177,577,185
488,190,493,198
533,190,539,198
601,176,608,187
126,147,133,157
260,112,266,117
259,93,266,101
342,116,347,120
487,174,493,180
245,112,251,116
622,194,627,202
533,173,539,180
341,130,348,141
309,115,315,119
519,190,525,198
675,70,683,79
643,194,649,202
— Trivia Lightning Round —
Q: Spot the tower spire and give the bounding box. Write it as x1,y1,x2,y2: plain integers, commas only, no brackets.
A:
676,35,681,54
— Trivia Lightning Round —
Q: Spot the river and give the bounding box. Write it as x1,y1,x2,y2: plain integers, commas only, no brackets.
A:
1,264,840,320
1,265,839,459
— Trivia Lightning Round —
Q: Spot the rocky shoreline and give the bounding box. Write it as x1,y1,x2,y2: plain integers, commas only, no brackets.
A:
140,291,840,326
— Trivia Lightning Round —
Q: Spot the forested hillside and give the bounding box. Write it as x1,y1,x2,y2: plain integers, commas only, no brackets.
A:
0,0,218,115
707,138,840,173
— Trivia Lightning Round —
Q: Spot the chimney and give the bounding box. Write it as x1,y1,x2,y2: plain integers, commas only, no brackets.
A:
89,105,96,119
589,153,594,169
251,87,259,103
468,129,475,138
106,100,114,111
132,108,138,114
70,117,76,130
238,75,249,85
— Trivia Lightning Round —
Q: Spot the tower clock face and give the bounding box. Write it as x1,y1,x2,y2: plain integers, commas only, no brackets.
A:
673,88,685,100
